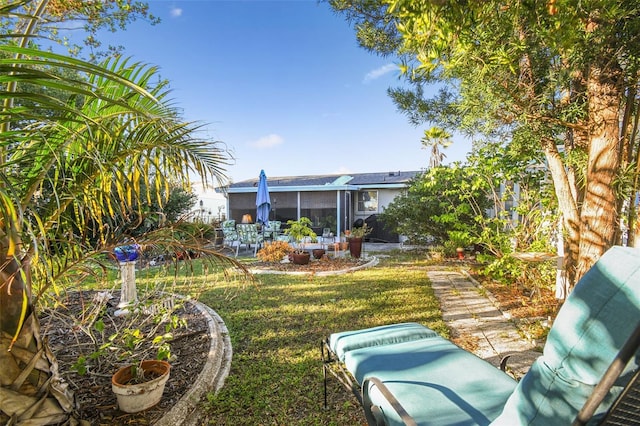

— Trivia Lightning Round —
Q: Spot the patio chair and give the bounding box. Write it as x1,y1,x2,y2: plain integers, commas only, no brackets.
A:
221,220,238,250
262,220,281,242
322,245,640,426
235,223,263,257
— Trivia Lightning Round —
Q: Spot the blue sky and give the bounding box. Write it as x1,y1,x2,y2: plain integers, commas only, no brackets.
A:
94,1,471,187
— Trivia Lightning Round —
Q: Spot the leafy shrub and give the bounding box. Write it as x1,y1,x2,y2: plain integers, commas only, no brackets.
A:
257,241,292,262
478,253,523,285
442,240,459,257
69,293,186,376
478,252,555,293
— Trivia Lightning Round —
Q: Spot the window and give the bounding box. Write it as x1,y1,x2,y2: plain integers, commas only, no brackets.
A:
357,191,378,213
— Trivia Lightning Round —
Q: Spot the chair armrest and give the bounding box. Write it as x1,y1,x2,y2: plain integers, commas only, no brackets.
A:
362,376,418,426
500,353,512,371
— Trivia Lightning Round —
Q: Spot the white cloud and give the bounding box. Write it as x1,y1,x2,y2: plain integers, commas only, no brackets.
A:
334,166,353,175
170,7,183,18
251,134,284,149
363,63,397,83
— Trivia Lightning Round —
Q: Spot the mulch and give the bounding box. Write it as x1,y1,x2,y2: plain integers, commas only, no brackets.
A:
40,291,210,425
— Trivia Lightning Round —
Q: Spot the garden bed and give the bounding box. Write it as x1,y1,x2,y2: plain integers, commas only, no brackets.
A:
40,291,210,425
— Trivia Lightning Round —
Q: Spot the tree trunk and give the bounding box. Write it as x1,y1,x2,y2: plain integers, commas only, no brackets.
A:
0,253,76,424
542,138,580,290
576,63,623,279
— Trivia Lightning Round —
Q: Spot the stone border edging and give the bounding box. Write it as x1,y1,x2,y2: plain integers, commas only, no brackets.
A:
155,300,232,426
459,269,511,319
247,255,379,276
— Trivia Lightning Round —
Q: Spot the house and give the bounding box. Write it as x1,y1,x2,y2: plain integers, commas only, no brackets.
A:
221,170,422,243
189,180,228,223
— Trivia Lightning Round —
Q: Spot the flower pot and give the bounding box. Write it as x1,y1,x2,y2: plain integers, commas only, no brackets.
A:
348,237,363,258
291,252,310,265
312,249,326,259
112,360,170,413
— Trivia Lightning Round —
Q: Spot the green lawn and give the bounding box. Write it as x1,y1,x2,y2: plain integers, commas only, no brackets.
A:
183,251,449,425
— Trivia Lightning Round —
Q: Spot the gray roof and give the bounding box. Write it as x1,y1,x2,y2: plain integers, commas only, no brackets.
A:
226,170,422,193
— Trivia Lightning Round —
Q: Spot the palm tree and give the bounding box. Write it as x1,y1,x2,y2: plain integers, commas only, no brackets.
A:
0,2,237,422
421,126,451,169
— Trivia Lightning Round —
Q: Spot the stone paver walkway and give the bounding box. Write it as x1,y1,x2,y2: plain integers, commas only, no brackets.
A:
427,269,541,379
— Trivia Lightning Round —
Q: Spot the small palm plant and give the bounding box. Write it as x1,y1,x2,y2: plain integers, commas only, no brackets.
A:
284,217,317,253
0,3,240,422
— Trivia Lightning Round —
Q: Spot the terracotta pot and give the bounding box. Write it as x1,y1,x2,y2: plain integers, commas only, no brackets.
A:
112,360,170,413
291,252,310,265
312,249,326,259
348,237,363,258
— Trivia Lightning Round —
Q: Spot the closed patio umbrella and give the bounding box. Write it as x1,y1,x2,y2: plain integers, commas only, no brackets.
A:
256,169,271,225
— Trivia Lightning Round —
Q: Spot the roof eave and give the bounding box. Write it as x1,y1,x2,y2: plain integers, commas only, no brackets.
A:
226,182,409,194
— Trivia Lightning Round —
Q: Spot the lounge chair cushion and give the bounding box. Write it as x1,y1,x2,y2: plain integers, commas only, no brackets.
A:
491,246,640,425
346,336,518,426
328,322,439,361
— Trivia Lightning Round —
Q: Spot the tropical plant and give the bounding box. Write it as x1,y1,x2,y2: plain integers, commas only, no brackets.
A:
283,217,316,252
421,126,451,169
0,2,238,423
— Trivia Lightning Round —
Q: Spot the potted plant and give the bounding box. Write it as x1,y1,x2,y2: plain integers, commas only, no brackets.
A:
347,223,372,258
312,248,326,259
111,359,171,413
284,217,317,265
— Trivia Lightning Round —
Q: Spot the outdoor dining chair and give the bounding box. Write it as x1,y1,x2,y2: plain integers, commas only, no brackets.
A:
235,223,263,257
262,220,281,242
221,220,239,250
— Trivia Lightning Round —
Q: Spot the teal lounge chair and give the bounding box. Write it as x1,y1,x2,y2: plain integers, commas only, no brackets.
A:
322,246,640,426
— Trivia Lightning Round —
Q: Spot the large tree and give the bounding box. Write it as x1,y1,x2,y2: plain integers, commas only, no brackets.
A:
330,0,640,287
0,1,236,423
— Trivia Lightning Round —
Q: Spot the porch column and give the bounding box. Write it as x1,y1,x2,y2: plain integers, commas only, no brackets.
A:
335,191,341,236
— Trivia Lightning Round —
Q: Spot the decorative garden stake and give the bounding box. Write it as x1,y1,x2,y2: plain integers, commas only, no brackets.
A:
113,245,140,316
